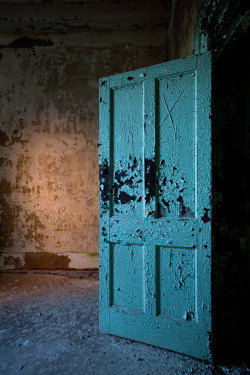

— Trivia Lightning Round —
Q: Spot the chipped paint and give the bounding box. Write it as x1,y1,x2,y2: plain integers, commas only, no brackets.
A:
99,53,212,360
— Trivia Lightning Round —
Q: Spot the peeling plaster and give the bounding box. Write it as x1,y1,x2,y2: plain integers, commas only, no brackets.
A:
0,26,167,269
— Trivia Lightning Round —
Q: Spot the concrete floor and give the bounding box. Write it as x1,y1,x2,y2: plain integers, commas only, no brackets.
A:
0,273,249,375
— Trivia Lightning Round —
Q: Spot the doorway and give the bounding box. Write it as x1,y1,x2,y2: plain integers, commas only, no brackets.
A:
212,27,250,363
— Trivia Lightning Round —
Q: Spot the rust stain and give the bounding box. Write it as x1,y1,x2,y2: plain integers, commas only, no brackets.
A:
0,157,13,167
0,130,10,146
23,211,46,250
23,252,70,270
0,178,12,195
0,196,18,250
3,255,23,269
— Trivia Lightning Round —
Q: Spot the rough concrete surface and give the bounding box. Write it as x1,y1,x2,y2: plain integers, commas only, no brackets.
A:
0,28,167,270
0,273,249,375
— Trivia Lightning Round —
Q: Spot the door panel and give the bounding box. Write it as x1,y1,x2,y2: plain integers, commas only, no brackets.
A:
111,243,144,311
157,73,196,218
99,53,212,360
111,83,144,217
157,246,196,320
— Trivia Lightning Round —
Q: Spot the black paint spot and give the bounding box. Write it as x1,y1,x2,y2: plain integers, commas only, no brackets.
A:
101,227,107,236
145,158,156,204
177,196,195,218
130,157,138,172
177,196,185,215
113,171,133,199
137,196,142,202
115,170,127,182
112,169,137,205
127,76,134,81
0,37,54,49
101,80,107,86
201,208,211,223
116,191,136,205
162,199,170,213
99,159,110,203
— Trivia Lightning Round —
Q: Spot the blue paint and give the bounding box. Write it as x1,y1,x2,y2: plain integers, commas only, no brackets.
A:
99,53,212,361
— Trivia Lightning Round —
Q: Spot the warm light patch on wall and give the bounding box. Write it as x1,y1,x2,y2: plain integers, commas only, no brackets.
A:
0,113,99,269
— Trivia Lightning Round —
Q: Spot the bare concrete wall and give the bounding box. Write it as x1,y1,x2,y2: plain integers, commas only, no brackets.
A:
167,0,205,60
0,0,207,270
0,27,168,269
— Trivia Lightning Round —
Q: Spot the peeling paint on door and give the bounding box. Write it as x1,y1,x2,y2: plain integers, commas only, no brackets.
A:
99,53,212,360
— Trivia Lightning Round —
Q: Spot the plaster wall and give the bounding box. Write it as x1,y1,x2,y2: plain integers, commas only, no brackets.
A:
0,0,205,270
167,0,205,60
0,26,168,269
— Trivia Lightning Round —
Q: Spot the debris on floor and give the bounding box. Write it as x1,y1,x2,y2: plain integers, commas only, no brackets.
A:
0,273,249,375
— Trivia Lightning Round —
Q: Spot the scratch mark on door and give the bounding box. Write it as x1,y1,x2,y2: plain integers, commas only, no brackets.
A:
161,89,184,139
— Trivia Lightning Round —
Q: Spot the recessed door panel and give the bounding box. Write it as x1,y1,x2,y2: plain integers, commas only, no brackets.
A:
157,73,196,218
111,84,144,217
111,243,144,311
157,246,196,320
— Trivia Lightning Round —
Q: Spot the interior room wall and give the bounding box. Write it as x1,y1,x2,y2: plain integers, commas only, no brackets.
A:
0,0,169,270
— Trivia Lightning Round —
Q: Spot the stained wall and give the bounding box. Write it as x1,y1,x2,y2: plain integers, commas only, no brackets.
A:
0,0,169,269
167,0,205,60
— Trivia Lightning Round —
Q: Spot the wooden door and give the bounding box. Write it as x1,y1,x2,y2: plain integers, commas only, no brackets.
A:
99,53,212,360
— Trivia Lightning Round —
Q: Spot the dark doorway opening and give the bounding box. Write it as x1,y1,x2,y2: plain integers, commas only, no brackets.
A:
212,27,250,364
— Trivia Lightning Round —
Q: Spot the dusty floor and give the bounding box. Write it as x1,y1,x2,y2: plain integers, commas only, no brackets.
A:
0,273,249,375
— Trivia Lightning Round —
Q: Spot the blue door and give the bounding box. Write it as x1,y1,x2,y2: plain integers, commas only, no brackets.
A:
99,53,212,360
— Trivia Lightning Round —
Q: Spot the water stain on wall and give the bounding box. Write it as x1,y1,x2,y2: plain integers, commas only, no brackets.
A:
23,252,70,270
0,27,168,269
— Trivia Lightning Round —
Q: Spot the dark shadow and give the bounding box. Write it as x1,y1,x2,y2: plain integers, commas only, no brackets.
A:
212,27,250,365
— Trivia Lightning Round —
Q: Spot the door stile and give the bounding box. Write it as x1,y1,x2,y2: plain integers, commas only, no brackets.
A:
196,53,212,356
143,77,158,317
144,78,157,219
99,77,112,333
